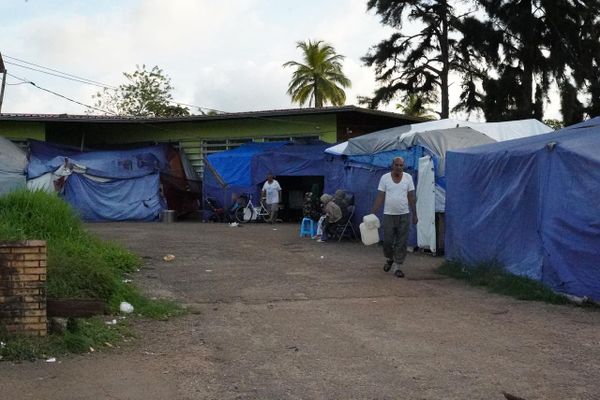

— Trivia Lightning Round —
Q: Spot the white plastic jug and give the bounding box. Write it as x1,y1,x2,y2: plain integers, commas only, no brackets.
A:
360,222,380,246
362,214,380,229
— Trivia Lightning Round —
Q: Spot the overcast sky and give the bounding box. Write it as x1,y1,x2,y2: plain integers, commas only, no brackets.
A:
1,0,559,120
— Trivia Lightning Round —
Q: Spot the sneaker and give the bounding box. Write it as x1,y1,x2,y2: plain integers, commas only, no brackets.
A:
317,238,326,243
311,235,320,240
383,259,393,272
392,263,405,278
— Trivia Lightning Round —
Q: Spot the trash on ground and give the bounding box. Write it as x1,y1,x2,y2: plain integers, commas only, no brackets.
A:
205,269,212,272
45,357,56,363
229,222,239,227
163,254,176,262
119,301,134,314
122,279,132,283
105,319,117,325
320,256,324,259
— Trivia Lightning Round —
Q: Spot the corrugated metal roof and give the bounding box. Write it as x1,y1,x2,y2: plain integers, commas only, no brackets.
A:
0,106,423,123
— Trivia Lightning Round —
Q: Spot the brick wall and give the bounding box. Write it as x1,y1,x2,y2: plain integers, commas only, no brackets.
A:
0,240,47,336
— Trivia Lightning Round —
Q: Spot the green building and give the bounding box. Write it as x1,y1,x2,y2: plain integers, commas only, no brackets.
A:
0,106,420,176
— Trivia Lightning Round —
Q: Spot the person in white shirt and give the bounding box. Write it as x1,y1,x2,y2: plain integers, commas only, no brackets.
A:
261,174,282,223
371,157,418,278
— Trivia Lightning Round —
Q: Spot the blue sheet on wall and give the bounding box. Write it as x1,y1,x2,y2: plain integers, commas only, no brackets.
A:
63,173,165,221
445,117,600,300
27,140,169,179
27,140,168,221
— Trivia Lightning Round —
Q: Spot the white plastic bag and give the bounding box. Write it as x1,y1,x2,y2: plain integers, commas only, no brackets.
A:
119,301,134,314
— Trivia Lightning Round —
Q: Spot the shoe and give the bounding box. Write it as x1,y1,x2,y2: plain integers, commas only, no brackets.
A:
383,259,393,272
392,263,405,278
317,238,326,243
311,235,320,240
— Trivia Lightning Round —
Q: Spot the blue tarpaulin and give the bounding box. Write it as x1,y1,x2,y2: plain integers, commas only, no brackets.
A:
445,117,600,300
203,142,336,209
28,141,168,221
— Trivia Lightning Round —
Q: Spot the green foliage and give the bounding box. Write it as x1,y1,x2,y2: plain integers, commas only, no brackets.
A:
437,261,571,304
362,0,458,118
91,65,189,117
543,119,564,130
283,39,351,108
396,93,438,119
0,317,132,361
455,1,600,122
0,190,184,360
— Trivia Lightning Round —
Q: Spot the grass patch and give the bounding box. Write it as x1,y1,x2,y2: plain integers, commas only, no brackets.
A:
437,260,571,304
0,190,185,360
0,317,133,362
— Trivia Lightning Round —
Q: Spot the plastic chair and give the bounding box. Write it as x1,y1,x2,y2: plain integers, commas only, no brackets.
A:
300,217,316,237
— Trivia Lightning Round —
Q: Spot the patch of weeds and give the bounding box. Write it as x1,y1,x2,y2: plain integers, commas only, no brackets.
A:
0,317,133,362
437,260,572,305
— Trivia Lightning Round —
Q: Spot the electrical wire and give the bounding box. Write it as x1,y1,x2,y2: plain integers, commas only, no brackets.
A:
2,54,343,128
6,72,117,115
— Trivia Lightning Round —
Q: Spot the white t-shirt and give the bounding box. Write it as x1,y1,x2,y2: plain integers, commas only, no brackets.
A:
262,180,282,204
377,172,415,215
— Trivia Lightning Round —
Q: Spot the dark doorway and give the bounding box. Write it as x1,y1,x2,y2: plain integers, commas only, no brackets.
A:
272,175,324,222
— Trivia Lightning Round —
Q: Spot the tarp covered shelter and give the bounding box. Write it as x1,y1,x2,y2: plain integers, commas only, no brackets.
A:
445,117,600,301
27,141,168,221
0,136,27,196
323,119,553,252
325,118,553,156
203,141,337,217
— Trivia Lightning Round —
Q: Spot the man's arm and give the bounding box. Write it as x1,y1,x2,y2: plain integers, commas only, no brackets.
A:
371,191,385,214
408,190,418,224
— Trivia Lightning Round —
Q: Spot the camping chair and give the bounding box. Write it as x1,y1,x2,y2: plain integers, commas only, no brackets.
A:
329,205,358,242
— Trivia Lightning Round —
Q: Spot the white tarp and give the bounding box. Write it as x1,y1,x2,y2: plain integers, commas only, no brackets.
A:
416,156,436,253
325,118,553,155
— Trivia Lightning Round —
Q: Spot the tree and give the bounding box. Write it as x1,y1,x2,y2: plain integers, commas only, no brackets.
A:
361,0,460,118
283,40,351,108
454,0,600,122
91,65,189,117
396,93,438,119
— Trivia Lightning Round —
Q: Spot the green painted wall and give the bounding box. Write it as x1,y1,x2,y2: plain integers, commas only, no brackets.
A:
81,114,337,146
0,122,45,141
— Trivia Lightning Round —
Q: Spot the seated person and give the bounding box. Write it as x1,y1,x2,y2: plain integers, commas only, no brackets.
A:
313,194,342,242
333,189,353,219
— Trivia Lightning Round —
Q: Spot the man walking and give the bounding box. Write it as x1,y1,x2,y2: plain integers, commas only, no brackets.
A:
262,173,282,222
371,157,418,277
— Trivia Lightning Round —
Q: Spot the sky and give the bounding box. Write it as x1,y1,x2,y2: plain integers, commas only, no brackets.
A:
1,0,560,120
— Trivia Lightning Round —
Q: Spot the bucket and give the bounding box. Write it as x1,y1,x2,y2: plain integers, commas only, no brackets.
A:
161,210,176,223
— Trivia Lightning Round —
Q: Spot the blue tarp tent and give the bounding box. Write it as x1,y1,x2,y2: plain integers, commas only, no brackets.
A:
204,141,338,213
445,117,600,300
27,141,168,221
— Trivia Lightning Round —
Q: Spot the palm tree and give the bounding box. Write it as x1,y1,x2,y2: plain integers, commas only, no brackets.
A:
396,93,438,120
283,40,351,108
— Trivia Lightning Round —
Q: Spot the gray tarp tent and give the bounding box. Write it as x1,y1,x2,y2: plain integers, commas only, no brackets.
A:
0,136,27,196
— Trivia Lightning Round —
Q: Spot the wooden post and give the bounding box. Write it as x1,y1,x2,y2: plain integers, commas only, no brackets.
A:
0,52,6,114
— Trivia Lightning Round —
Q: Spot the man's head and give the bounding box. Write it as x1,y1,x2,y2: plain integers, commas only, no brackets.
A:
391,157,405,174
267,174,274,183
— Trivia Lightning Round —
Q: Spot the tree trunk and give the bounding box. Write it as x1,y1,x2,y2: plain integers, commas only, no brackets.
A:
440,0,450,119
520,0,534,118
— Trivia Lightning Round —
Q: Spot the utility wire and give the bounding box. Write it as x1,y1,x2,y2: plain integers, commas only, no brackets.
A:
4,54,118,89
3,54,334,128
7,72,117,115
4,54,225,114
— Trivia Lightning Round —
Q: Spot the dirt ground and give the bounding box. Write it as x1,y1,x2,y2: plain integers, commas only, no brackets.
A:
1,222,599,400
